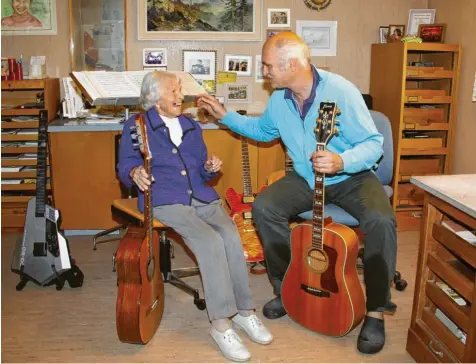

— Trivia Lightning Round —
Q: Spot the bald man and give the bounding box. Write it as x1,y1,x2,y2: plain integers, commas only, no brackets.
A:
197,31,397,355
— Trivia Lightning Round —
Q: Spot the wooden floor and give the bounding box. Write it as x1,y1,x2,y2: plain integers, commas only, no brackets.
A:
1,230,418,363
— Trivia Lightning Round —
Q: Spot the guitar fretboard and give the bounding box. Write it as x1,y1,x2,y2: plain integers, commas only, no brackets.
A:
284,152,293,174
311,145,326,251
35,110,48,218
241,137,253,197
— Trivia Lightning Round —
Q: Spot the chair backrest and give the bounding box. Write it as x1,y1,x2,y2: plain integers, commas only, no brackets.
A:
370,110,393,186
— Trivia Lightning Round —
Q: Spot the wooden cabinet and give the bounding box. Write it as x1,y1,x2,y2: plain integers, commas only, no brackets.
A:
407,175,476,363
48,126,284,230
370,43,461,213
1,78,60,228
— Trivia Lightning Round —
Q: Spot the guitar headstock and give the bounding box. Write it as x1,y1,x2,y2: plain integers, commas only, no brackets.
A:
130,114,152,160
315,101,339,146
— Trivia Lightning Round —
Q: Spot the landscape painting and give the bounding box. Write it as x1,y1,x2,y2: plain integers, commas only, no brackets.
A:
138,0,262,41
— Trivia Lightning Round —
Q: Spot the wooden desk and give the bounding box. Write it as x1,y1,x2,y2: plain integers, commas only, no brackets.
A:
406,174,476,363
48,120,284,230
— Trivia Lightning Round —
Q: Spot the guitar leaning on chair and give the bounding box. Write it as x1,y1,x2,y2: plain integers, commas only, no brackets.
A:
11,110,84,291
115,114,165,345
281,101,365,337
225,135,266,271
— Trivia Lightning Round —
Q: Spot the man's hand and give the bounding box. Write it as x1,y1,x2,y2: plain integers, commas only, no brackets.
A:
204,155,223,173
311,150,344,174
130,166,154,191
196,94,227,120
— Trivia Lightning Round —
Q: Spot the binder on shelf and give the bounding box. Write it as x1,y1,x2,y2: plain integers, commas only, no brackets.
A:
69,70,208,107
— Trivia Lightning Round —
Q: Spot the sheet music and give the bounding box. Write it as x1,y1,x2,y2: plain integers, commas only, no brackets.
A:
86,72,137,99
71,71,102,101
126,71,150,92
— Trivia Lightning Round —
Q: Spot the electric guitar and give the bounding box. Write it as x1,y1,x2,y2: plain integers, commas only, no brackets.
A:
115,114,165,345
266,151,293,186
281,101,365,337
225,136,265,265
11,110,83,291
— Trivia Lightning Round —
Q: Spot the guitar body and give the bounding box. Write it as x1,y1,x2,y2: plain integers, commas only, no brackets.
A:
282,221,365,337
226,186,265,263
116,225,165,344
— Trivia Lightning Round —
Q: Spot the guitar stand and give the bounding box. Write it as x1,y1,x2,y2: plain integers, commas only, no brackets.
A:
159,231,206,311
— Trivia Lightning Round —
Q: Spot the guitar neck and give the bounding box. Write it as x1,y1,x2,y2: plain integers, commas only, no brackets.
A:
143,156,152,237
284,152,293,174
35,110,48,218
312,144,326,250
240,137,253,197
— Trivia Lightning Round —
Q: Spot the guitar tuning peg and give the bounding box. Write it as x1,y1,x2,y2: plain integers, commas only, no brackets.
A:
336,108,342,116
334,127,340,135
335,119,340,124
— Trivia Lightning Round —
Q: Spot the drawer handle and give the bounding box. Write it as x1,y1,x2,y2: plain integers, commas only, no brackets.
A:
429,340,444,358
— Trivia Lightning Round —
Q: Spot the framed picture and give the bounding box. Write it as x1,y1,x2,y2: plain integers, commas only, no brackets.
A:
224,54,252,77
418,24,446,43
267,8,290,28
407,9,436,36
266,29,286,39
387,25,406,42
379,26,389,43
138,0,262,41
226,84,252,103
1,0,57,35
182,50,217,94
255,55,266,83
296,20,337,57
143,48,167,67
143,66,167,71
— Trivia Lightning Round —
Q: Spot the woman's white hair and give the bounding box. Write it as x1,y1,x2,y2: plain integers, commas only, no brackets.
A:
140,71,181,110
275,38,311,67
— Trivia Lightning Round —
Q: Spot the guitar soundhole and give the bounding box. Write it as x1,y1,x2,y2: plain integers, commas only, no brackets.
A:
147,257,155,280
307,249,328,273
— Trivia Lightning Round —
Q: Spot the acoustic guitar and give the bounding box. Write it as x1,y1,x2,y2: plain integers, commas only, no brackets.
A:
266,151,293,186
115,114,165,344
225,136,265,266
281,101,365,337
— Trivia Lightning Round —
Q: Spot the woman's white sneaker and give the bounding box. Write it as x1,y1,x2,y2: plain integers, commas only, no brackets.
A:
210,328,251,362
232,314,274,345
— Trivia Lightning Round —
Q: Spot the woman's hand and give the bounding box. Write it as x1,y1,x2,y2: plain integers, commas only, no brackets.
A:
204,155,223,173
130,166,154,191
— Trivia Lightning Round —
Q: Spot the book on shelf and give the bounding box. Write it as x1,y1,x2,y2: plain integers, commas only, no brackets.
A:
69,70,208,107
1,166,23,172
1,179,23,184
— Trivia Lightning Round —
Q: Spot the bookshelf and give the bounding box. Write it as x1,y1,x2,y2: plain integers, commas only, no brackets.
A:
369,43,461,218
1,78,60,228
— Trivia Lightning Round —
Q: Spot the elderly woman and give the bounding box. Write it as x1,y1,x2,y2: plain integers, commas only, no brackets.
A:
117,71,272,361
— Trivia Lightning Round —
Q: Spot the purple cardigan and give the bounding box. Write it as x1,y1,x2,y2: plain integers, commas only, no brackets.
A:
117,108,220,212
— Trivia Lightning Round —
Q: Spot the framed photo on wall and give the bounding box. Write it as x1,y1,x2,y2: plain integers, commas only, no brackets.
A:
224,54,252,77
1,0,57,35
296,20,337,57
267,8,290,28
183,50,217,94
407,9,436,36
255,55,266,83
143,48,167,67
266,29,286,39
226,84,252,103
138,0,262,41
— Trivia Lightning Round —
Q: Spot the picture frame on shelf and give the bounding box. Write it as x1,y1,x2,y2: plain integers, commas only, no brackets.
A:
379,26,389,43
267,8,290,28
226,83,252,103
138,0,262,41
407,9,436,36
1,0,57,35
418,24,446,43
296,20,337,56
387,25,406,42
142,48,167,67
224,54,252,77
182,49,217,94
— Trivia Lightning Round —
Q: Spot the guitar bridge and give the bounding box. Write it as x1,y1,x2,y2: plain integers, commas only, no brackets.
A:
243,211,252,219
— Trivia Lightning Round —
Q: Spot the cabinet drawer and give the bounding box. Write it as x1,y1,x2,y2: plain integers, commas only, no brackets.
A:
398,183,424,206
399,158,440,181
405,90,452,103
401,137,443,149
403,107,446,124
406,66,454,79
1,202,27,228
407,321,459,363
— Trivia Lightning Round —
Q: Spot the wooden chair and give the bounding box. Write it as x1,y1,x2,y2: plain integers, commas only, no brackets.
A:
110,197,207,311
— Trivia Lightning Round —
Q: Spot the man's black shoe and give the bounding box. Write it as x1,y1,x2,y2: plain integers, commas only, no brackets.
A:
262,296,287,319
357,316,385,354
